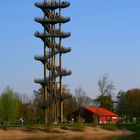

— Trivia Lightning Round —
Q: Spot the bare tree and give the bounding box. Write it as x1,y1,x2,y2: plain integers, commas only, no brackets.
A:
98,74,115,108
75,87,92,108
98,74,115,97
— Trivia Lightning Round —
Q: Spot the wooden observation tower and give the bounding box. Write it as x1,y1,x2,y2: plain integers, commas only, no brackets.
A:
34,0,71,124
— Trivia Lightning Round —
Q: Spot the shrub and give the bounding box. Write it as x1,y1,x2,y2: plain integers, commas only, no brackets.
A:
101,123,117,130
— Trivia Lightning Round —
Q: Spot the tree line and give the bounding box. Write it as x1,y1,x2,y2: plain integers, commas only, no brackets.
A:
1,75,140,125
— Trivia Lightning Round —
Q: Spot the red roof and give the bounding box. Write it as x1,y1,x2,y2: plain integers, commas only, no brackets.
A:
84,106,118,117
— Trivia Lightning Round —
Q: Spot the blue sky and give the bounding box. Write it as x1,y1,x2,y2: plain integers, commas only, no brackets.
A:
0,0,140,98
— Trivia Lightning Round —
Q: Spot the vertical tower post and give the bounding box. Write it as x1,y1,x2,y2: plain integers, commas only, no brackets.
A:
58,0,63,123
43,0,48,124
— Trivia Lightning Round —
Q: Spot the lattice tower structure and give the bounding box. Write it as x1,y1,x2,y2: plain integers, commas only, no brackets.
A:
34,0,71,124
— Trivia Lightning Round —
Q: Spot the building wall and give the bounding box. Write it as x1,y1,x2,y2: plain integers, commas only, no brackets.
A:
83,109,93,123
99,116,118,124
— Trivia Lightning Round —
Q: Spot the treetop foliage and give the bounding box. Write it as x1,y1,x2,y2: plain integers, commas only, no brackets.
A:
0,86,19,123
116,88,140,118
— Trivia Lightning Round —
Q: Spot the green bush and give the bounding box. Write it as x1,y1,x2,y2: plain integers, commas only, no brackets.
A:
101,123,117,130
117,124,140,132
73,117,85,131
